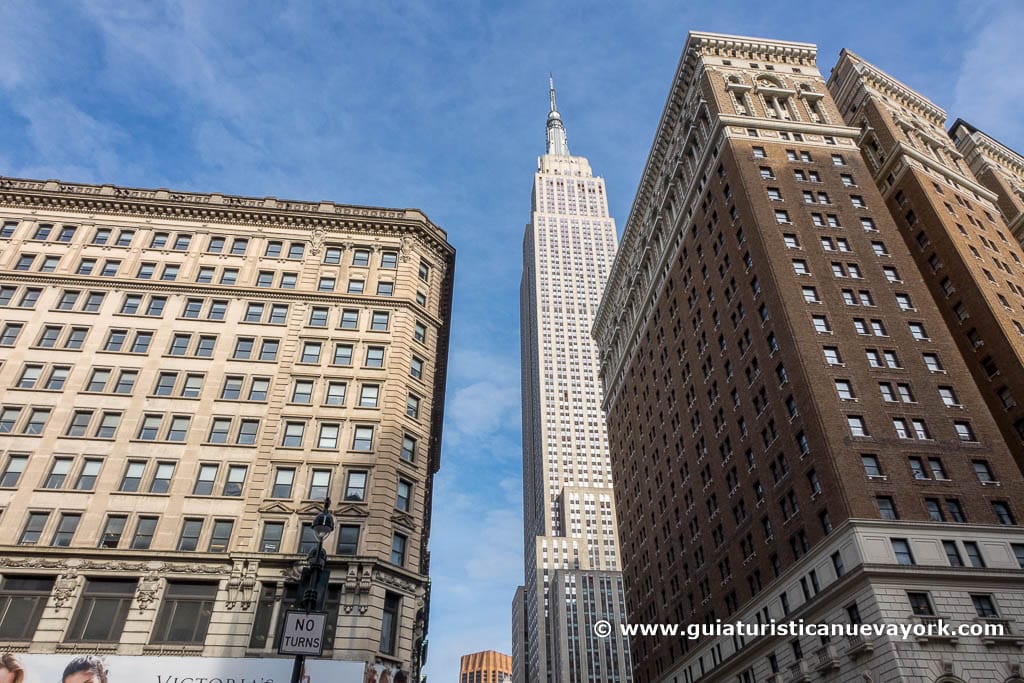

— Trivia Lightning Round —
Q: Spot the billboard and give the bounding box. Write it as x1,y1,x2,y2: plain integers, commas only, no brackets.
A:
11,653,379,683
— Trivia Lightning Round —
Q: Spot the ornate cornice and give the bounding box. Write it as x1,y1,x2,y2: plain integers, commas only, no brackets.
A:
833,50,945,126
0,175,454,264
685,32,817,67
951,121,1024,180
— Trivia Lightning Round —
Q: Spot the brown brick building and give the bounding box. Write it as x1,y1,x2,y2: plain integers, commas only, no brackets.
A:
0,176,454,681
593,33,1024,683
950,120,1024,243
829,52,1024,477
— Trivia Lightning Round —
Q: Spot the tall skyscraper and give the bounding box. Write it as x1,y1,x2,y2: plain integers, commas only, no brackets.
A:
0,175,454,682
829,52,1024,475
593,32,1024,683
515,81,632,683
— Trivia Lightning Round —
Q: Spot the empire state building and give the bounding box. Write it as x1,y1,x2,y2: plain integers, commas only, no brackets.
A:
512,80,633,683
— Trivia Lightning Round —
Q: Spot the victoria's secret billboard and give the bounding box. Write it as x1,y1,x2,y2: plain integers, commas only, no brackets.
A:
11,654,377,683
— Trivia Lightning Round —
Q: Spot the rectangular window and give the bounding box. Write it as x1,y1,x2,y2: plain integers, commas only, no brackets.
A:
317,423,340,449
224,465,247,496
177,519,203,551
396,480,412,512
340,309,359,329
51,512,80,547
309,469,331,500
943,540,963,567
1,455,28,487
66,578,136,642
150,462,175,493
272,468,295,498
380,592,401,655
353,425,373,451
193,464,219,495
151,581,219,644
345,471,367,501
281,423,305,448
390,533,407,566
325,381,346,406
337,525,360,555
260,522,283,552
359,384,379,408
892,539,915,565
99,515,127,549
333,343,353,366
132,517,158,549
208,521,233,553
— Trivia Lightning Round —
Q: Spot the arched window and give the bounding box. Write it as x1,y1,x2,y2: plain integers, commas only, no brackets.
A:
756,76,796,121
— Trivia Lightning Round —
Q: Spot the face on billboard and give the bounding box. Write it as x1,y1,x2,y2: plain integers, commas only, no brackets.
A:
62,674,98,683
14,653,369,683
0,666,21,683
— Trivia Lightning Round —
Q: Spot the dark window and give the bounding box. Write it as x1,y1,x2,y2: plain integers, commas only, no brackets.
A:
390,533,407,566
0,576,55,639
337,525,360,555
66,578,136,642
260,522,283,552
51,513,81,546
99,515,127,549
132,517,158,550
224,465,247,496
208,520,233,552
177,518,203,551
298,524,318,554
907,592,933,617
19,512,48,544
150,581,218,644
380,592,401,655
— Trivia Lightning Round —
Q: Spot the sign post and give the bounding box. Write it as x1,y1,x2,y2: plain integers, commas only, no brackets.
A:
278,609,329,657
281,498,335,683
279,608,329,683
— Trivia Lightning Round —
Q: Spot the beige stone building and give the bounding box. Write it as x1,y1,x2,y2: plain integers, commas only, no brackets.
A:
0,175,454,681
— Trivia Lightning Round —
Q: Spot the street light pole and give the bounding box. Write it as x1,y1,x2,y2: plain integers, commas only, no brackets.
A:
290,498,335,683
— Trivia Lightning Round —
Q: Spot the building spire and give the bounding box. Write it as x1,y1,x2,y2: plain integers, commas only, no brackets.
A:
545,74,570,156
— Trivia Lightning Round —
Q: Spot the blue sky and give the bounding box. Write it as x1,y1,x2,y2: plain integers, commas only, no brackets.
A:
1,1,1021,681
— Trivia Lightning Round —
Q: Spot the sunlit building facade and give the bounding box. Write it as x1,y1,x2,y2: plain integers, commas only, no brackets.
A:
594,32,1024,683
0,175,454,681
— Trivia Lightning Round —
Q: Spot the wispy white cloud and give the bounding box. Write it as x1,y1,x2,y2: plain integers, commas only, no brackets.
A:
952,1,1024,150
444,347,521,453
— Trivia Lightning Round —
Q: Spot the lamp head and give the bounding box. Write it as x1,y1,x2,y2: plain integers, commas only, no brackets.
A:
312,498,335,541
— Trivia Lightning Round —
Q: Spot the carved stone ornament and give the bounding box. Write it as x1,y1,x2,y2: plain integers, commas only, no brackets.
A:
135,572,162,611
310,227,326,255
342,563,374,614
52,571,81,608
376,569,418,594
0,556,68,570
225,560,258,610
400,235,413,262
